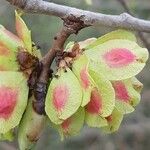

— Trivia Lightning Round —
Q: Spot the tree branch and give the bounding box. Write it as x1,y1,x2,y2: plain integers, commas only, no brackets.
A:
116,0,150,50
5,0,150,32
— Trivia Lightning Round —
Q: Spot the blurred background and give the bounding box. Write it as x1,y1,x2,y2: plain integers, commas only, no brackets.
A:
0,0,150,150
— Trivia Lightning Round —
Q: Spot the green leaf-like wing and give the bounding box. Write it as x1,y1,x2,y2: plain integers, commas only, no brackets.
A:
0,25,23,52
18,98,46,150
15,11,32,53
112,79,141,114
45,68,82,124
0,130,14,141
85,112,107,128
72,54,93,106
131,77,143,93
0,71,28,133
32,42,42,59
64,38,97,52
86,69,115,118
64,41,75,52
86,29,136,49
101,108,123,133
86,39,149,80
0,25,24,71
0,57,19,71
78,38,97,49
57,107,85,140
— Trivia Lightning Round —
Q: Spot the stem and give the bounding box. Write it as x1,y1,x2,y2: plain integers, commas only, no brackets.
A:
33,17,86,114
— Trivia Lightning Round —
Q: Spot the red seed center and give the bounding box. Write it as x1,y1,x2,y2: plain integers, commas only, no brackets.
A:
0,86,18,120
80,66,90,89
103,48,135,68
53,85,69,111
112,81,130,103
86,88,102,114
61,118,72,133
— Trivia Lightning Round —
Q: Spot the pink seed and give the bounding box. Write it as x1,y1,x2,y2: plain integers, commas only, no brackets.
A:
61,118,72,133
112,81,130,103
80,66,90,89
53,85,69,111
0,86,18,120
86,88,102,114
103,48,135,68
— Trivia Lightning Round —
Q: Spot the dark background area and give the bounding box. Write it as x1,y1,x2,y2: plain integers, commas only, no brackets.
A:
0,0,150,150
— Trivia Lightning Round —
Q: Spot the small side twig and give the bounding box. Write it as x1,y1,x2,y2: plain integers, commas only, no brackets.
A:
32,16,87,115
117,0,150,50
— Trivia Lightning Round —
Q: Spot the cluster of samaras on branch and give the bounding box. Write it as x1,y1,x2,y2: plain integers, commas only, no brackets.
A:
0,11,148,149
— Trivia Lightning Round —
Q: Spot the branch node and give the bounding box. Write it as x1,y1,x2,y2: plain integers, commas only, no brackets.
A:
62,14,89,34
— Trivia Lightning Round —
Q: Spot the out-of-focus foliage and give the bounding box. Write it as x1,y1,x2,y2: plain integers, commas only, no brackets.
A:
0,0,150,150
85,0,92,5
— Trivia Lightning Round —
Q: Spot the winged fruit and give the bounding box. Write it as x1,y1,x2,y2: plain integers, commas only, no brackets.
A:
85,70,115,127
0,71,28,133
102,108,123,133
85,39,149,80
57,107,85,140
112,78,141,114
45,67,82,124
